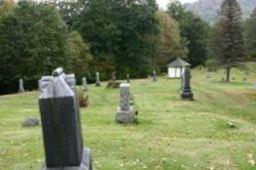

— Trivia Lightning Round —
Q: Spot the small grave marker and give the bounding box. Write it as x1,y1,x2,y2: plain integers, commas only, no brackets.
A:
19,79,25,93
95,72,101,87
116,83,136,123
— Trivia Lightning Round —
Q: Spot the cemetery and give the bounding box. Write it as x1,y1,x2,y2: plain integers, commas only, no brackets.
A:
0,65,256,169
0,0,256,169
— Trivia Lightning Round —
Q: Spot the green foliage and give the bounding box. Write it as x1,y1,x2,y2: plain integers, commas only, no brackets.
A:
168,0,210,67
54,0,87,30
212,0,246,82
0,1,69,94
67,31,92,79
79,0,159,79
153,11,186,72
245,7,256,60
0,0,14,17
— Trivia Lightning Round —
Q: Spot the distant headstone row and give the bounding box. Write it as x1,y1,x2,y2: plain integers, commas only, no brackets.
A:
39,68,92,170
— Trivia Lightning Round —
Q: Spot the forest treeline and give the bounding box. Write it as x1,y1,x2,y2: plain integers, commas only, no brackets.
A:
0,0,255,94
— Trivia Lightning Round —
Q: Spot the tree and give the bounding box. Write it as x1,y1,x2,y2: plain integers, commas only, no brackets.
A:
67,31,92,79
78,0,159,79
154,11,186,71
168,0,210,67
54,0,88,30
245,7,256,60
0,0,14,17
0,1,69,94
213,0,245,82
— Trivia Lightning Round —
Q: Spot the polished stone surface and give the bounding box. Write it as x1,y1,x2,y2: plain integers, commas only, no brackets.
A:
39,69,92,169
42,148,93,170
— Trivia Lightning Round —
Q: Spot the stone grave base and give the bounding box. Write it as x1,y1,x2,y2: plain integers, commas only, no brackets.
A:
42,148,93,170
116,106,135,123
95,83,101,87
181,92,194,100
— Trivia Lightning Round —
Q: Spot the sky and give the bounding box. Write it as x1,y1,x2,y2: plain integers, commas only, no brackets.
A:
157,0,198,9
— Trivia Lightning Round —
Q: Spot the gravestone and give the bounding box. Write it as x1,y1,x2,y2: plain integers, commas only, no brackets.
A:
181,67,194,100
82,77,88,91
95,72,101,87
116,83,136,123
254,81,256,91
206,73,211,79
19,79,25,93
152,70,157,82
126,74,130,83
180,74,183,90
22,117,40,127
39,68,92,170
111,72,116,82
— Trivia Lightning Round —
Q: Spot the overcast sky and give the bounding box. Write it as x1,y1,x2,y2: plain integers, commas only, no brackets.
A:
157,0,198,9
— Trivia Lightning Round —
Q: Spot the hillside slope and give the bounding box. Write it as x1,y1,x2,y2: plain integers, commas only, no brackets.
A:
0,66,256,169
185,0,256,24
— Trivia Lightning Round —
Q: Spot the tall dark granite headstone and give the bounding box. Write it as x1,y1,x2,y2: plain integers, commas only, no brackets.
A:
19,79,25,93
181,67,193,100
39,68,92,170
180,74,183,90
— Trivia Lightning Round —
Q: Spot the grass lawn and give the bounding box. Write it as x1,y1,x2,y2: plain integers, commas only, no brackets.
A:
0,66,256,170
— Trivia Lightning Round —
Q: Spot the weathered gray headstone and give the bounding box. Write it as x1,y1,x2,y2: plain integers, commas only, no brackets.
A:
19,79,25,93
181,67,193,100
116,83,136,123
152,70,157,82
254,81,256,91
126,74,130,83
111,72,116,82
206,73,211,79
39,68,92,170
95,72,100,87
22,117,40,127
82,77,88,91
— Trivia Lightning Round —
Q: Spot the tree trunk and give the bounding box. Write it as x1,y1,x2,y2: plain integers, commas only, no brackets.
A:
226,67,231,82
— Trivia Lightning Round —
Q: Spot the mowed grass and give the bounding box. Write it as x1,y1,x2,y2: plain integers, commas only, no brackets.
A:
0,65,256,170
